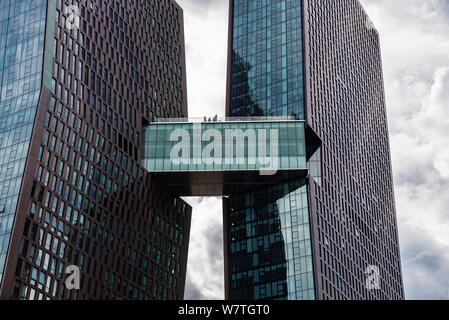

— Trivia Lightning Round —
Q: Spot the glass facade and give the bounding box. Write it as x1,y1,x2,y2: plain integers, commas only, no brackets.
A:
142,120,306,172
0,0,47,284
225,0,315,300
230,0,304,118
226,179,315,300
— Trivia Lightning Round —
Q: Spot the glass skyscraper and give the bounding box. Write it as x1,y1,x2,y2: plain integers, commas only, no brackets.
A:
0,0,404,301
224,0,404,300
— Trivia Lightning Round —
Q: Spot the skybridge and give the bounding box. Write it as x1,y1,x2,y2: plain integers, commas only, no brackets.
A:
142,117,320,196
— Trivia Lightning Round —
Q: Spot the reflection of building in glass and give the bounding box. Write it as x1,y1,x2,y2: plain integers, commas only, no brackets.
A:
229,50,265,117
224,0,315,300
229,0,305,119
224,179,315,300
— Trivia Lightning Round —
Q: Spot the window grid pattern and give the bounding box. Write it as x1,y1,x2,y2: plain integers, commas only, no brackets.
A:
226,0,316,300
4,0,192,300
226,180,315,300
231,0,305,118
304,0,404,300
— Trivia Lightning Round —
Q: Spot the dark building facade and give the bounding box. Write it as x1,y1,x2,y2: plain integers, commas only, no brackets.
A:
224,0,404,300
0,0,192,300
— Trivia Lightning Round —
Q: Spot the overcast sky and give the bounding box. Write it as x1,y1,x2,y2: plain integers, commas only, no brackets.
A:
176,0,449,300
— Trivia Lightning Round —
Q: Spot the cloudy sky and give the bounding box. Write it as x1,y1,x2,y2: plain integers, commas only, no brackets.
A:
176,0,449,300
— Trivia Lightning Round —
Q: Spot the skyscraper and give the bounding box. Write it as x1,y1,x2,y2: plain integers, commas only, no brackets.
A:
0,0,192,300
224,0,404,300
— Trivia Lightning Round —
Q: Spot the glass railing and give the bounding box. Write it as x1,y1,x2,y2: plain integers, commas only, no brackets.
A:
154,116,301,123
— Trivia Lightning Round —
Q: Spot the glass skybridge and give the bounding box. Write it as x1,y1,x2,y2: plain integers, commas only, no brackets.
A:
142,117,313,196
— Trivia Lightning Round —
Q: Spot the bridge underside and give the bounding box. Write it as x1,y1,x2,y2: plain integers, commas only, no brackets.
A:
151,169,309,197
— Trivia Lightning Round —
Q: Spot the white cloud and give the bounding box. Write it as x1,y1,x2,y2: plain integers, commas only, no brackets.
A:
177,0,228,119
182,197,224,300
426,67,449,179
176,0,228,299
